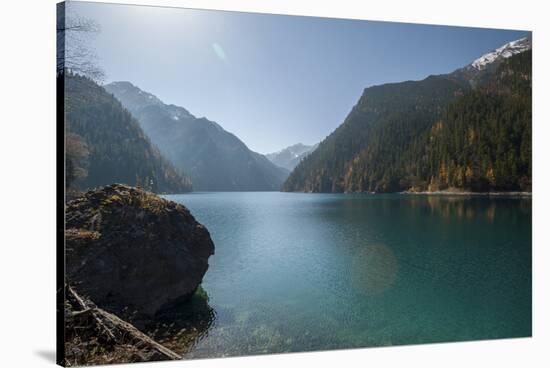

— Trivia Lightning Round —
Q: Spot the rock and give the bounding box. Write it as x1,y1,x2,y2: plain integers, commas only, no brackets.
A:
65,184,215,316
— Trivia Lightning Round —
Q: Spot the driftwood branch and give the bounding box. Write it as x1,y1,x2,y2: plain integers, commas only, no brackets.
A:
94,308,182,360
66,286,181,361
68,286,116,341
70,308,96,318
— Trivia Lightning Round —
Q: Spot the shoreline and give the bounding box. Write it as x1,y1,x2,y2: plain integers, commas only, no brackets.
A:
164,190,533,197
399,191,531,197
283,190,532,196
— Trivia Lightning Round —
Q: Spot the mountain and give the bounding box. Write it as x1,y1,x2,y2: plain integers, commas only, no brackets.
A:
64,73,192,193
448,37,531,88
283,75,467,192
471,37,531,70
283,38,531,193
266,143,319,171
104,82,289,191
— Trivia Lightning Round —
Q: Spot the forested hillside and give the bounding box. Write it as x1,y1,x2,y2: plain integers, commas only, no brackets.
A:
283,48,531,193
283,75,467,192
417,51,531,192
64,73,192,193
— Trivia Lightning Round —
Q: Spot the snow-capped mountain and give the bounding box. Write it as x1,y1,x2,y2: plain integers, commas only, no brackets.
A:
471,37,531,70
266,143,319,171
447,36,531,88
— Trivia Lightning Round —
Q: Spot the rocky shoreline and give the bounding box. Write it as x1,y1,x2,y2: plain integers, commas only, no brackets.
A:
64,184,215,366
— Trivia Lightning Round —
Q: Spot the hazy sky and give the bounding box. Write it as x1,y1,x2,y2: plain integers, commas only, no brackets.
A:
67,1,529,154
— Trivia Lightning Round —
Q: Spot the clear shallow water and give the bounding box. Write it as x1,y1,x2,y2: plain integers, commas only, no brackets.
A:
165,192,531,357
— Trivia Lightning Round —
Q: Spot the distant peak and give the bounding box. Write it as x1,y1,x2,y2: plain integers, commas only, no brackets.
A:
471,37,531,70
267,143,319,157
270,143,309,155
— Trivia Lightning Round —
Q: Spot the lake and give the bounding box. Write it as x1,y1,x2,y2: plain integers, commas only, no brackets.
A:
164,192,531,357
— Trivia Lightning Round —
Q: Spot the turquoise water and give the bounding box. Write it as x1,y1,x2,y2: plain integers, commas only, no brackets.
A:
165,192,531,357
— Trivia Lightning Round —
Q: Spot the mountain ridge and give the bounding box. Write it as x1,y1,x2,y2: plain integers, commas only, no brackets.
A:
104,82,289,191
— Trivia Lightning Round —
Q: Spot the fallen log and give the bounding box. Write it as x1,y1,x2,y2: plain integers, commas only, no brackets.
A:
70,308,96,318
68,286,116,341
93,308,182,360
66,285,182,363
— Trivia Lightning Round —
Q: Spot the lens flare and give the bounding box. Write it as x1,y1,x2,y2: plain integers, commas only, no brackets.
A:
351,244,399,296
212,43,227,62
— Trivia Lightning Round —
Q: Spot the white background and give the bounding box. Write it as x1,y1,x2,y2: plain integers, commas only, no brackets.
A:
1,0,548,367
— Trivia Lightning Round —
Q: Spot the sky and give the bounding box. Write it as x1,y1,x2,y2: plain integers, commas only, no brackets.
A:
66,1,529,154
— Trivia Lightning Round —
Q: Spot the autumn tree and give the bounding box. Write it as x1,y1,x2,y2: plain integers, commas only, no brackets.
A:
65,132,89,189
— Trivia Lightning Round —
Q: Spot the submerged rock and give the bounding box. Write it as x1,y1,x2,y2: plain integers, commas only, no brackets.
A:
65,184,215,316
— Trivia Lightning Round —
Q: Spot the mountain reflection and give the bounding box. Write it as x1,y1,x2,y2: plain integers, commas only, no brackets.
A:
406,195,531,224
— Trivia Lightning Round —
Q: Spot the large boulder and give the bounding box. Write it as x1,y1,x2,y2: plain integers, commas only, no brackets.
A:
65,184,214,316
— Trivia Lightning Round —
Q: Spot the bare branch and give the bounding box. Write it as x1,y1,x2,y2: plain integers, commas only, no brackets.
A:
57,11,105,81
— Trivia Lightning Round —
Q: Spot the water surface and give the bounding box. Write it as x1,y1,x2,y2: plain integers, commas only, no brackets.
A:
165,192,531,357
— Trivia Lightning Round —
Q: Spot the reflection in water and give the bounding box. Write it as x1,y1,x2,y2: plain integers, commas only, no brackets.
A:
410,194,528,224
146,286,216,355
